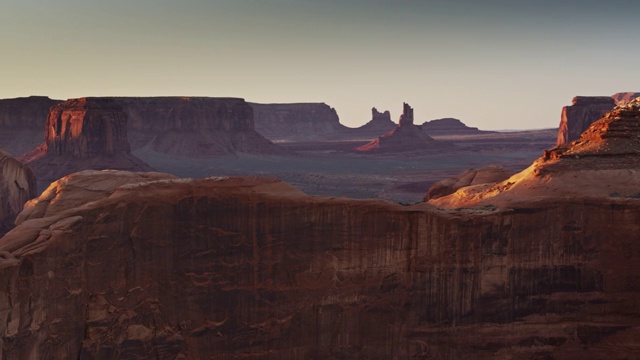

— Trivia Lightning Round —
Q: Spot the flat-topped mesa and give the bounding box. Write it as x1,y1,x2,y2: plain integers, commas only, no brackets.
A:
398,102,414,127
0,96,62,156
421,118,490,136
557,96,616,146
250,102,347,141
19,98,153,187
45,98,131,158
429,97,640,208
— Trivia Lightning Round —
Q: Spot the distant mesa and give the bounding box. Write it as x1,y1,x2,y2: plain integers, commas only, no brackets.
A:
421,118,493,136
117,97,287,157
250,102,347,141
351,107,397,137
0,149,36,234
19,98,154,186
356,103,453,153
0,96,62,156
430,96,640,208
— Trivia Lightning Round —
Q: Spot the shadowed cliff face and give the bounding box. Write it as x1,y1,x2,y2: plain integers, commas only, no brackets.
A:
556,96,615,146
19,98,153,186
0,149,36,234
424,166,512,201
117,97,287,157
0,96,62,156
0,172,638,359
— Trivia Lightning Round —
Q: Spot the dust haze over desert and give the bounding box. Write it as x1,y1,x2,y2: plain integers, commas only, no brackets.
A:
0,1,640,359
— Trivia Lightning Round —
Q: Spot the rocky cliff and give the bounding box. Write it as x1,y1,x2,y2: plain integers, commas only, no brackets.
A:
250,102,348,141
421,118,491,136
424,166,512,201
356,103,452,153
0,96,61,156
611,92,640,105
0,167,639,359
0,149,36,234
556,96,615,146
19,98,153,186
431,96,640,209
116,97,287,157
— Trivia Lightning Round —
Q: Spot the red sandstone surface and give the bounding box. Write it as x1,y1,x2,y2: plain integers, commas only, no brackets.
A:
424,165,512,201
556,96,615,146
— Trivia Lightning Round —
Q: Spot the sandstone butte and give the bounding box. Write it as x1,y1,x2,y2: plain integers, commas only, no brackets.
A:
350,107,397,138
356,103,453,153
0,149,36,235
0,102,639,359
556,96,616,146
0,96,62,156
18,98,153,186
250,102,348,141
420,117,492,136
119,97,287,157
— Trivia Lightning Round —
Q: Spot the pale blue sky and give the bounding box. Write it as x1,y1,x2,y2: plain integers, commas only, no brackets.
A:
1,0,638,129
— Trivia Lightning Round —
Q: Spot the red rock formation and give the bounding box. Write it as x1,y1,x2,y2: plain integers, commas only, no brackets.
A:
0,96,61,156
421,117,493,136
19,98,153,186
611,91,640,105
117,97,287,157
1,169,640,359
556,96,615,146
356,103,452,153
431,97,640,209
0,149,36,234
424,166,512,201
250,102,348,141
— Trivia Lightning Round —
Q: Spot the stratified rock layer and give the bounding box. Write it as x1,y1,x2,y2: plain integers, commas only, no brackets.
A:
19,98,153,184
0,96,61,156
431,97,640,209
250,102,348,141
0,170,639,359
357,103,451,153
119,97,286,156
0,149,36,234
556,96,615,146
424,166,512,200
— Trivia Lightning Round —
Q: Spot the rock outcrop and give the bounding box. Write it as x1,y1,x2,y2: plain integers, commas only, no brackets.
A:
431,97,640,209
356,103,452,153
611,92,640,105
19,98,153,186
421,117,491,136
350,107,396,138
118,97,286,157
424,166,512,201
0,149,36,234
250,102,348,141
1,166,640,359
556,96,615,146
0,96,61,156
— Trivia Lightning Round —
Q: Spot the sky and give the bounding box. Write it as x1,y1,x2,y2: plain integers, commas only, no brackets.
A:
1,0,638,130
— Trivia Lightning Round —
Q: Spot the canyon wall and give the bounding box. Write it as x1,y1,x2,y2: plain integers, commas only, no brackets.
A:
0,150,36,234
250,102,347,141
556,96,615,146
0,172,638,359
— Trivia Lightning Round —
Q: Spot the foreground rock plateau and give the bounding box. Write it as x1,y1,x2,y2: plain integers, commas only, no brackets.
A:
1,134,640,359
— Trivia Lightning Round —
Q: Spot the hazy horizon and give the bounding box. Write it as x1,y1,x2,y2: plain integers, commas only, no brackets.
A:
2,0,639,130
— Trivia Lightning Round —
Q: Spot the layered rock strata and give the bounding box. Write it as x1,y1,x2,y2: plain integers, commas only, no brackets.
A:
0,96,61,156
431,97,640,209
0,149,36,234
250,102,348,141
0,168,639,359
119,97,286,156
356,103,451,153
19,98,153,185
556,96,615,146
424,166,512,201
